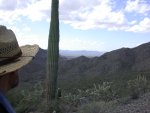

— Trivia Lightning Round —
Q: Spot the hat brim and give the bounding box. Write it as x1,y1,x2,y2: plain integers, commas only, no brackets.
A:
0,44,39,76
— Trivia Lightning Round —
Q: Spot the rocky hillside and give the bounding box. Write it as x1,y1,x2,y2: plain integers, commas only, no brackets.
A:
58,42,150,80
19,42,150,84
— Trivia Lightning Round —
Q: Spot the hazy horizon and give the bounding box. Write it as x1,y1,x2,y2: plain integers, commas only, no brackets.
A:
42,41,150,53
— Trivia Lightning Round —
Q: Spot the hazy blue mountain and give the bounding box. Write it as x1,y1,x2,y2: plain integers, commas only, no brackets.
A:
59,50,105,58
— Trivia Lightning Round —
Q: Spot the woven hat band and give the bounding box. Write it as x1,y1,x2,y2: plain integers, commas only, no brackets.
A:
0,50,22,66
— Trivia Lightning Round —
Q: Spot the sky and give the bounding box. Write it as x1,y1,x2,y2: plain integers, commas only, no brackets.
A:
0,0,150,52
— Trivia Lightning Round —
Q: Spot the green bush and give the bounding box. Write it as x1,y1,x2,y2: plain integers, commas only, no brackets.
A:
62,82,117,107
91,82,117,101
7,82,46,113
127,75,148,99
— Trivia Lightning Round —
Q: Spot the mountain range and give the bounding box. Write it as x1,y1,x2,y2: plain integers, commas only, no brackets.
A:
19,42,150,88
59,50,104,58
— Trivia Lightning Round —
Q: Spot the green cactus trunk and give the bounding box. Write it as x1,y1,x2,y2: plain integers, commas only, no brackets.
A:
46,0,59,112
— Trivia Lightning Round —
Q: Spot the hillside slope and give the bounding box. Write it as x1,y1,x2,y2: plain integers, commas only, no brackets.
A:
58,42,150,79
19,42,150,85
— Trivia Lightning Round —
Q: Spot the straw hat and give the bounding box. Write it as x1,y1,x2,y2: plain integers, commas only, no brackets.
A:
0,25,39,76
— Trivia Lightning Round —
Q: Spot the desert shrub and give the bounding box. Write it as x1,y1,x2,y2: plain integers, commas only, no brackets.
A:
127,75,148,99
90,82,117,101
62,82,117,107
62,92,81,106
7,82,46,113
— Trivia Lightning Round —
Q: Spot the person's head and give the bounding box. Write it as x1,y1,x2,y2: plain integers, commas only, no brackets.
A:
0,25,39,93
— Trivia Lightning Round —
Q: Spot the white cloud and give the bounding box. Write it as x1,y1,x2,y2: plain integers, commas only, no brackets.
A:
0,0,51,24
60,0,150,32
127,17,150,32
60,0,126,30
0,0,150,33
125,0,150,14
130,20,137,25
22,0,51,21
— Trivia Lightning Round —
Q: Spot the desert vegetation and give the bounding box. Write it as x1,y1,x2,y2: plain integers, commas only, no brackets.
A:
7,72,150,113
7,42,150,113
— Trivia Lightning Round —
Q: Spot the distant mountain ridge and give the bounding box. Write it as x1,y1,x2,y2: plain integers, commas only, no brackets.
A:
19,42,150,84
59,42,150,77
59,50,105,58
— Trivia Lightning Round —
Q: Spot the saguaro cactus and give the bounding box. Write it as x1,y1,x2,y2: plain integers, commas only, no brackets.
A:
46,0,59,112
